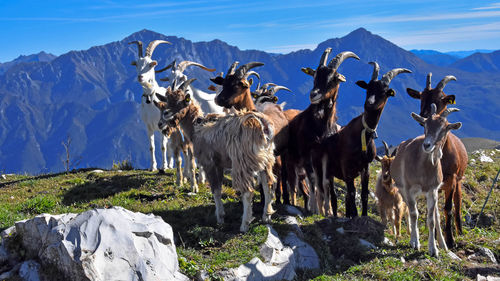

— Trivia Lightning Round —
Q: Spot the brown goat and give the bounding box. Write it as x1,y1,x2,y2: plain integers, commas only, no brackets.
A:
311,62,411,217
406,73,468,248
375,141,408,237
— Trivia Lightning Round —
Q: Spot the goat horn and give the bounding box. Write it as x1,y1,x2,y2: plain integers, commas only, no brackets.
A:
227,61,239,76
270,85,291,95
244,70,260,80
145,40,171,57
262,83,276,90
171,79,177,90
319,47,332,68
328,51,360,71
436,75,457,92
382,140,390,157
426,73,432,90
381,68,412,85
430,103,437,115
155,60,176,73
441,107,460,118
180,78,196,92
178,61,216,73
369,62,380,81
235,62,264,79
128,41,144,58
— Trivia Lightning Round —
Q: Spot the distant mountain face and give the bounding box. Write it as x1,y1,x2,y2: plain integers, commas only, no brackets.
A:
410,50,459,66
446,49,495,59
0,28,499,174
0,51,57,75
451,50,500,73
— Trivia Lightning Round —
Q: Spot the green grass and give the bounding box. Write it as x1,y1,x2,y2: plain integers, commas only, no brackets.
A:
0,149,499,280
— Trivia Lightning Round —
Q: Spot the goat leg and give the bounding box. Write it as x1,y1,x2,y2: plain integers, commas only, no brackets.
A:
361,167,369,216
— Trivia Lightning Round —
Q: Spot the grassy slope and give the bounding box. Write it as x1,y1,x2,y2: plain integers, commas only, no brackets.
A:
0,150,499,280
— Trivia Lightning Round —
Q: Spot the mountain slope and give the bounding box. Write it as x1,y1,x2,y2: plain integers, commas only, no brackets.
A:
451,50,500,73
0,28,498,174
0,51,56,75
410,50,459,66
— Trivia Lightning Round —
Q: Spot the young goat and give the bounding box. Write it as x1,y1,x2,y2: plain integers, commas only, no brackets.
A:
406,74,468,248
375,141,408,237
391,104,461,257
311,62,410,217
154,79,276,232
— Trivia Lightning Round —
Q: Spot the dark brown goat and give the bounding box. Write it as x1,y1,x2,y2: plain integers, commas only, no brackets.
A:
311,62,411,217
286,49,359,213
406,73,468,248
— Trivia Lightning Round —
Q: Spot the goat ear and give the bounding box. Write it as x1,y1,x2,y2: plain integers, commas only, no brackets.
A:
375,155,382,162
411,112,425,126
406,88,421,99
355,81,368,89
208,85,217,91
150,61,158,67
447,122,462,131
442,95,456,105
248,78,253,86
131,61,137,66
210,76,224,85
387,89,396,97
301,67,315,76
240,80,250,88
156,93,168,102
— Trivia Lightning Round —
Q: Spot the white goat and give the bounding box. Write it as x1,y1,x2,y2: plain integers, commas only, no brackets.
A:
390,104,461,257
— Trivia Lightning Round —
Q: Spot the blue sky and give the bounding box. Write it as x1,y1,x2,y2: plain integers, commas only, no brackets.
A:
0,0,499,62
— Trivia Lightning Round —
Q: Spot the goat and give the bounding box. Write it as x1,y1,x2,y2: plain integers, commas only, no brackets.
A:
286,48,359,213
391,104,461,257
375,141,408,237
406,74,468,248
154,79,276,232
311,62,411,216
129,40,195,188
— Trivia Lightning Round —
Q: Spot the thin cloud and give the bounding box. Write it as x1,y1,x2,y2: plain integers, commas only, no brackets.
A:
472,2,500,10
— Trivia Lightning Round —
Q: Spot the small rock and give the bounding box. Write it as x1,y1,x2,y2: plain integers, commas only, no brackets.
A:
336,227,345,235
359,238,377,250
477,274,500,281
187,192,197,196
19,260,41,281
91,169,104,173
284,205,303,217
479,247,497,264
196,269,210,281
1,174,6,180
400,257,406,263
383,237,394,246
284,232,320,270
447,251,461,261
283,216,303,237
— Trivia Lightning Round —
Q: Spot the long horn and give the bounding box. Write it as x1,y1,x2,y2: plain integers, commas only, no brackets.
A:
180,78,196,92
235,62,264,79
369,61,380,81
381,68,412,85
441,107,460,118
436,75,457,92
430,103,437,116
270,85,291,95
227,61,239,76
155,60,176,73
319,47,332,68
382,140,390,157
262,83,276,89
244,70,260,80
177,61,216,73
145,40,171,57
128,41,143,57
426,73,432,90
328,51,360,71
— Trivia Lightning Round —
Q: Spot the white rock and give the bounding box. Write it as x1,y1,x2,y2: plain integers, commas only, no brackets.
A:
477,274,500,281
284,232,320,270
383,237,394,246
1,174,6,180
480,155,494,163
400,257,406,263
447,251,461,261
19,260,41,281
12,207,188,281
260,226,294,266
284,205,303,217
359,238,377,250
90,169,104,173
283,216,303,237
479,247,498,264
336,227,345,235
226,257,296,281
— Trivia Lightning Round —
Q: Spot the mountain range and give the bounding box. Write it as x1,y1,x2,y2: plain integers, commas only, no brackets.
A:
1,28,499,174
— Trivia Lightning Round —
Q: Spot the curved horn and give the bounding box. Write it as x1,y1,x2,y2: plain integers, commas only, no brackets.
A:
227,61,239,76
381,68,412,85
328,51,360,71
441,107,460,118
177,61,216,73
155,60,176,73
244,70,260,80
128,41,144,57
382,140,390,157
369,61,380,81
430,103,437,116
235,62,264,79
436,75,457,92
145,40,171,57
319,47,332,67
270,85,291,95
426,73,432,90
180,78,196,92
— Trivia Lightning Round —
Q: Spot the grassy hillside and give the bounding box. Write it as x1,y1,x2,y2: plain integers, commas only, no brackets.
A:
1,150,499,280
